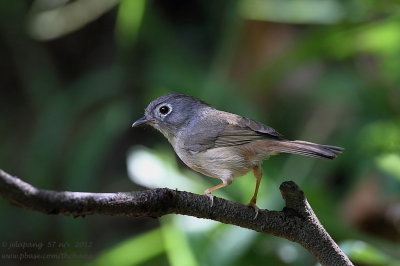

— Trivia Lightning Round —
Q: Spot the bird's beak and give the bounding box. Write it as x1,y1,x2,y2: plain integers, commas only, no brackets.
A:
132,116,150,127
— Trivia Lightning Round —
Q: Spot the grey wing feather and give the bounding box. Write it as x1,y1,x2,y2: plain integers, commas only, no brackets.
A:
237,116,283,137
183,111,283,152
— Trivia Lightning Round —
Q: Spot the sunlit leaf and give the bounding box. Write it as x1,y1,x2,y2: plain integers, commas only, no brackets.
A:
359,120,400,154
239,0,345,24
161,220,199,266
376,153,400,181
340,240,399,265
326,18,400,58
204,225,258,266
116,0,146,49
358,20,400,55
90,229,165,266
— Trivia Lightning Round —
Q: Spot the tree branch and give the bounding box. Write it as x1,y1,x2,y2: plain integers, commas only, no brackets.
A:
0,169,352,265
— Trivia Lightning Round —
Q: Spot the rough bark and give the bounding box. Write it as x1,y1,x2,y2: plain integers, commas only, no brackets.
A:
0,169,353,265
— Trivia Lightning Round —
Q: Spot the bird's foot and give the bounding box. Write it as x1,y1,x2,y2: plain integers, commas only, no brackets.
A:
203,191,214,207
247,201,260,219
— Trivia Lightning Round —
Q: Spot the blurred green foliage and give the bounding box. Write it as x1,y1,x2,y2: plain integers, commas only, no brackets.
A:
1,0,400,265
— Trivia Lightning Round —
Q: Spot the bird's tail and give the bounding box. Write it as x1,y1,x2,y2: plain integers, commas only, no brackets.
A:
266,140,344,159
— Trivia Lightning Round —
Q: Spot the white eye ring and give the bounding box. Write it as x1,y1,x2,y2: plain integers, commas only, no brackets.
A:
157,103,172,117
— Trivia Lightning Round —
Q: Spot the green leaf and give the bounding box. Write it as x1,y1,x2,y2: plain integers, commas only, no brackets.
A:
341,240,399,266
116,0,146,49
376,153,400,181
161,220,199,266
90,229,165,266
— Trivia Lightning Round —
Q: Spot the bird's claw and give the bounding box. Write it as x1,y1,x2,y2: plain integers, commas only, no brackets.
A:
203,192,214,207
247,201,260,219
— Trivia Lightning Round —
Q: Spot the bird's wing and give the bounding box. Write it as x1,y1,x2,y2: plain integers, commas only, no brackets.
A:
182,111,283,152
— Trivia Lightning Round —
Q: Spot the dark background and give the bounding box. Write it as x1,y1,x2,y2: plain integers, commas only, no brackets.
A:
1,0,399,265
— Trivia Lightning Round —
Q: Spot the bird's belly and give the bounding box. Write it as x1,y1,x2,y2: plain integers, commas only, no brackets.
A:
176,146,259,179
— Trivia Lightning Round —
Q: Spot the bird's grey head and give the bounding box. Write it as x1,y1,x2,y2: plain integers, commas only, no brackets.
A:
132,93,210,138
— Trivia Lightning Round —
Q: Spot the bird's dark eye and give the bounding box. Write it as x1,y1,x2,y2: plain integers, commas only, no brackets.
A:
159,105,170,115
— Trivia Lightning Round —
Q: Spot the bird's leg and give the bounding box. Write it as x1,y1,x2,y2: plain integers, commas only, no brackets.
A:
247,165,263,218
203,178,232,207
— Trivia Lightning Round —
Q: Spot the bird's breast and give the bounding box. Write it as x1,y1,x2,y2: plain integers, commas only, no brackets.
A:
173,143,261,179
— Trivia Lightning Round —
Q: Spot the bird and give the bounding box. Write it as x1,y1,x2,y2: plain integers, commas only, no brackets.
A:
132,93,343,214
